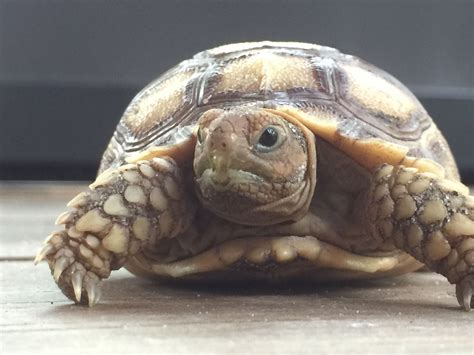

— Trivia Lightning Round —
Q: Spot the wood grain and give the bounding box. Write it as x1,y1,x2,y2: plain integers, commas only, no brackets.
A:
0,183,473,354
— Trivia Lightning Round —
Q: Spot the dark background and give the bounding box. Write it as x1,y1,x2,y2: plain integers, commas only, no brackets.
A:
0,0,473,182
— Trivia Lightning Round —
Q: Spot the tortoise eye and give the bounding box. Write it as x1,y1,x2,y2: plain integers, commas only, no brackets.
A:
256,126,280,151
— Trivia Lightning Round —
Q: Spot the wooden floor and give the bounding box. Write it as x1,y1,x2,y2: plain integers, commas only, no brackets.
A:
1,183,473,354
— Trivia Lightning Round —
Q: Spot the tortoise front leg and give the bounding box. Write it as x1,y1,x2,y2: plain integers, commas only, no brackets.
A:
35,157,194,306
360,164,474,310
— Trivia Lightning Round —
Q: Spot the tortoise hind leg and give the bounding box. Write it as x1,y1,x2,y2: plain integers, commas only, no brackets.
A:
35,157,194,306
359,164,474,311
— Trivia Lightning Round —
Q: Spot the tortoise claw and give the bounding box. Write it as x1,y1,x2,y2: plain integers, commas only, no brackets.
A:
53,256,71,282
57,263,102,307
71,270,85,303
84,272,102,307
456,276,473,311
64,264,102,306
34,243,55,265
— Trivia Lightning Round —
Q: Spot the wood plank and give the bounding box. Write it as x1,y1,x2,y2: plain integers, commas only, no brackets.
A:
1,261,473,354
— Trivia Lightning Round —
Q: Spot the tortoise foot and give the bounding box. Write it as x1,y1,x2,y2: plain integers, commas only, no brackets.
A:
35,157,193,306
362,164,474,310
35,230,105,306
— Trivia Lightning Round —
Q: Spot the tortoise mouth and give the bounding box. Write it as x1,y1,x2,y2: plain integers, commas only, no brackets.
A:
197,168,266,193
129,235,405,279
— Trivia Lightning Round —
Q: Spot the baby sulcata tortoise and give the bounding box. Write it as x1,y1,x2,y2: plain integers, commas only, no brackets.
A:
36,41,474,310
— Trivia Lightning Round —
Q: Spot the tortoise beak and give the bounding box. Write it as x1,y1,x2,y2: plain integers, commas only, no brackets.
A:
210,153,231,186
205,127,238,186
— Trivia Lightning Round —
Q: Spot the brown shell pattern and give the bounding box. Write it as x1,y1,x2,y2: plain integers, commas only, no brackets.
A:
100,41,458,180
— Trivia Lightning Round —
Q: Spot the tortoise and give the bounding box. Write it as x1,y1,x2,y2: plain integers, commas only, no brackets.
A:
36,41,474,310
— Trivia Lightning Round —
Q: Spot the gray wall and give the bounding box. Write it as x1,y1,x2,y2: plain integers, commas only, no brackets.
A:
0,0,473,180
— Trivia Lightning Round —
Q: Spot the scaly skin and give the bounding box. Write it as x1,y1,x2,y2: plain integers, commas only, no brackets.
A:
35,157,194,306
361,164,474,311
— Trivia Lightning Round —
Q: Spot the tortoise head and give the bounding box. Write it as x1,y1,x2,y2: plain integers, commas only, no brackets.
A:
193,108,317,226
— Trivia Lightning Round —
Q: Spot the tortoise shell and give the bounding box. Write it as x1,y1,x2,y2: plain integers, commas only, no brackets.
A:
100,41,459,181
